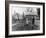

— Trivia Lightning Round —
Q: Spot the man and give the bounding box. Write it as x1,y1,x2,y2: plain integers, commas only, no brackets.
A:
32,16,35,25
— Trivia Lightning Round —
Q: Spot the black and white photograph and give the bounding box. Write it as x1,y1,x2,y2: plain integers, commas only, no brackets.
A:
5,1,45,37
12,6,40,31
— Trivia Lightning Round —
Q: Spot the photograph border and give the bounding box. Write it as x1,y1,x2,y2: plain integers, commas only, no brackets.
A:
5,1,45,37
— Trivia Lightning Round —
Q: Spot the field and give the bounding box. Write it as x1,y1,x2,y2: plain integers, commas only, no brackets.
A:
12,19,40,31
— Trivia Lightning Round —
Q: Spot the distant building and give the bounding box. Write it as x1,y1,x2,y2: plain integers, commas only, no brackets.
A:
23,8,38,24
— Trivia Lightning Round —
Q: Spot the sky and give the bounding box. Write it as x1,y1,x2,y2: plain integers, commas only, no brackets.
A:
11,6,38,15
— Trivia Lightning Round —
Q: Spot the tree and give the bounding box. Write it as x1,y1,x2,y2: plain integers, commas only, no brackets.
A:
37,8,40,19
16,13,19,21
